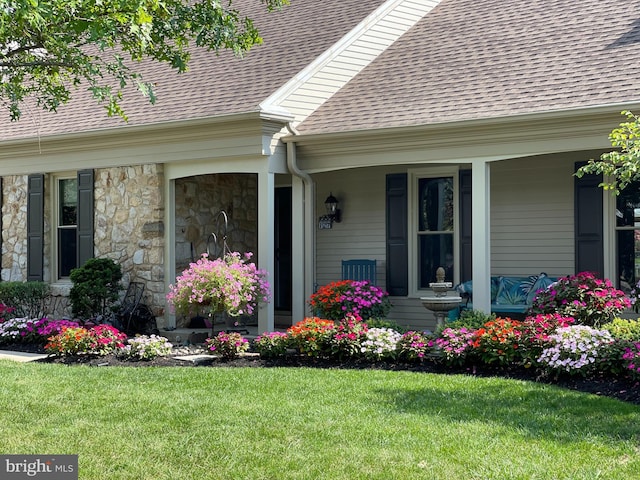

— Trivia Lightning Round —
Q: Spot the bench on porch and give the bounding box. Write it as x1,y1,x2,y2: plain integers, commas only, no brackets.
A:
453,273,558,317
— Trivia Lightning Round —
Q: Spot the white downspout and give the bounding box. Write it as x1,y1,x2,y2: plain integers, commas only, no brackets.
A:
285,123,315,321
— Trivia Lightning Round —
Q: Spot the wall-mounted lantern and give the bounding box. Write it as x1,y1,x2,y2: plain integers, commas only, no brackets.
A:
318,192,341,229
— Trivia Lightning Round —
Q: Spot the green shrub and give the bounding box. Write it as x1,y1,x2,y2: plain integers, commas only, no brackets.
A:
442,309,495,333
0,281,49,319
69,258,122,320
366,317,407,333
603,318,640,342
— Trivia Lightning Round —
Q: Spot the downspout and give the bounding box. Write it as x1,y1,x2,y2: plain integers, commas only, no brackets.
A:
285,122,315,320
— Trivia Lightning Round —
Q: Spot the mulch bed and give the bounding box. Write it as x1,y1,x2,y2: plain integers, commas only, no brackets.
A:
3,343,639,406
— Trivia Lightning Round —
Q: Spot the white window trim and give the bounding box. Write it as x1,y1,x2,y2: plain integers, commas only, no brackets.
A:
407,166,460,298
50,172,76,284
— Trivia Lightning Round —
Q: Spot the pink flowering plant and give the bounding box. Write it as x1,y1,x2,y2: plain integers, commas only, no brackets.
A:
88,324,127,355
205,331,249,359
329,314,368,360
309,280,391,321
167,252,271,318
0,303,15,321
0,317,43,345
0,317,82,345
253,331,290,358
397,331,432,362
44,324,127,356
432,327,476,366
519,313,575,367
528,271,631,326
622,342,640,379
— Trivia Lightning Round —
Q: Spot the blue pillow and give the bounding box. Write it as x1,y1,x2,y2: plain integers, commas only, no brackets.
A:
495,277,530,305
525,273,556,304
455,280,473,298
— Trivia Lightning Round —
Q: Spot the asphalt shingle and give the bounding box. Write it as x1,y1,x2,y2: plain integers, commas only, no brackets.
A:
0,0,386,140
297,0,640,134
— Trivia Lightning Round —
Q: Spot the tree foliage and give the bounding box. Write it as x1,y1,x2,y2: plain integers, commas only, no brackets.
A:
576,110,640,194
0,0,289,121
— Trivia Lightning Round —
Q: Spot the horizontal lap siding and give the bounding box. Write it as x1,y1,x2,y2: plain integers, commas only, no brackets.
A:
490,156,574,277
314,166,438,330
314,167,395,289
313,153,580,328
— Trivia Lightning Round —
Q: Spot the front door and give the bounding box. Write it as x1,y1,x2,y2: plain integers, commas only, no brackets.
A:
274,187,292,312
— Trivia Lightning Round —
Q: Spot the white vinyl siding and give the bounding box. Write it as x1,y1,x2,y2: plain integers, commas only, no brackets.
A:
314,167,392,289
490,156,575,277
312,153,579,330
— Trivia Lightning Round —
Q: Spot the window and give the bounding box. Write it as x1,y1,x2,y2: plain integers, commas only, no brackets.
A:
417,177,455,288
27,170,93,282
407,169,458,294
615,181,640,293
57,177,78,278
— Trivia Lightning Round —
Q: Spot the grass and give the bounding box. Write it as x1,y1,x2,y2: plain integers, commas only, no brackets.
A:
0,361,639,479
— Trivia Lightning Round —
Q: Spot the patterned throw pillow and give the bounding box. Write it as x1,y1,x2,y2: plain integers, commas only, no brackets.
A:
495,277,532,305
525,273,556,304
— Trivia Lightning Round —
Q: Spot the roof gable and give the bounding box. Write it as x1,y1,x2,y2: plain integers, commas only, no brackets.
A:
261,0,440,126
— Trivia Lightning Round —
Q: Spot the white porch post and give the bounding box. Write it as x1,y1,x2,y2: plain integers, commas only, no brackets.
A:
164,178,177,329
258,170,276,332
471,159,491,313
291,176,305,322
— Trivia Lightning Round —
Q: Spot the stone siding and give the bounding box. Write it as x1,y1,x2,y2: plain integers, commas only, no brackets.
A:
1,165,166,320
173,173,258,327
94,164,165,317
175,173,258,270
1,175,28,282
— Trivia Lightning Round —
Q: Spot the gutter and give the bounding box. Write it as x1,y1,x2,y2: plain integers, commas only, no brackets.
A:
285,122,316,319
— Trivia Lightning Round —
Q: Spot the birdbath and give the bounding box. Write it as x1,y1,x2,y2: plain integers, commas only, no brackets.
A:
420,267,462,328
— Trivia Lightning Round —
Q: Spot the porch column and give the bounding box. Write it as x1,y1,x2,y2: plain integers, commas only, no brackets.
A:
258,171,276,332
291,176,305,322
471,159,491,313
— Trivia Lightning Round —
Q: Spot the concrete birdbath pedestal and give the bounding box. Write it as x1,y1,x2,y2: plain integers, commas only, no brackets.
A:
420,267,462,328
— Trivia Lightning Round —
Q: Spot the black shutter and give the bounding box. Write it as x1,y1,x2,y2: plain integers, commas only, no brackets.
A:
574,162,603,276
77,169,94,268
459,169,472,282
386,173,408,296
27,174,44,281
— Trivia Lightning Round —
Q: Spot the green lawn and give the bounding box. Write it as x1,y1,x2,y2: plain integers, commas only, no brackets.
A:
0,361,639,479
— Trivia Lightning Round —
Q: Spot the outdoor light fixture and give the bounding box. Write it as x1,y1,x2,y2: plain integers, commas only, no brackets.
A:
318,192,341,229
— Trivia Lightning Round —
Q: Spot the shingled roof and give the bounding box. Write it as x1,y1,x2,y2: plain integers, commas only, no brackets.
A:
297,0,640,134
0,0,386,141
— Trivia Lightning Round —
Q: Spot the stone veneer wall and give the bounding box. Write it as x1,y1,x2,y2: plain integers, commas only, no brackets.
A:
94,164,165,318
2,175,29,282
174,173,258,327
1,165,165,321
